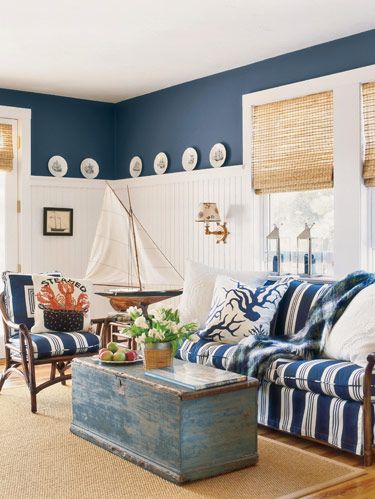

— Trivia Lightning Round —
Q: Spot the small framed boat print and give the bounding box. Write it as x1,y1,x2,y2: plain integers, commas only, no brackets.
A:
48,155,68,177
209,143,226,168
43,207,73,236
182,147,198,171
154,152,168,174
130,156,143,177
80,158,99,179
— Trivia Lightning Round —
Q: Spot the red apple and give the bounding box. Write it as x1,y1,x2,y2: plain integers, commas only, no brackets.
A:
99,348,109,355
125,350,138,361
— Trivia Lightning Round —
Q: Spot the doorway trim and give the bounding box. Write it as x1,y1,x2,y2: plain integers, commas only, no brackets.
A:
0,105,31,272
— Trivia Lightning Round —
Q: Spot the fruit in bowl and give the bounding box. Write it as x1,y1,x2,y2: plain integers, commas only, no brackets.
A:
97,342,139,363
125,350,138,361
113,351,126,362
107,342,118,353
99,350,113,361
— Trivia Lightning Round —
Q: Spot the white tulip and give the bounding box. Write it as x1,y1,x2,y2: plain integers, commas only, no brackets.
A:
134,316,149,329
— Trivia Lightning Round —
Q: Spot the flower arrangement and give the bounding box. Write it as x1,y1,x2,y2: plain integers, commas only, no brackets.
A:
122,307,197,355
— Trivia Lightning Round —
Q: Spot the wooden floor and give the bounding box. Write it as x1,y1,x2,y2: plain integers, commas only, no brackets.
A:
2,364,375,498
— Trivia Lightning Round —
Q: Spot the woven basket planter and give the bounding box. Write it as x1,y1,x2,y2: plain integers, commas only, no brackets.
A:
143,342,173,370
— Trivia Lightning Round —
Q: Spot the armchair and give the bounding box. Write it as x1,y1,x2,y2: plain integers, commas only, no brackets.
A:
0,273,108,412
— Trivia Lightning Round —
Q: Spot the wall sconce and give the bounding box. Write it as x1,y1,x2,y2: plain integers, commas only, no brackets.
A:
195,202,229,244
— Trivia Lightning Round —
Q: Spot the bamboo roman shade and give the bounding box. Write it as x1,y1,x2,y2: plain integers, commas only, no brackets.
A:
362,82,375,187
0,124,14,172
252,91,333,194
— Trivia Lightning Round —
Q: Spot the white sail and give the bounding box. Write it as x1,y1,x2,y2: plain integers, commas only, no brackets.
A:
86,184,183,290
132,214,183,290
85,185,139,287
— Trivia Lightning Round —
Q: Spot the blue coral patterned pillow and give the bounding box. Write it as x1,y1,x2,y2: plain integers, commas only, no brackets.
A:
199,275,291,344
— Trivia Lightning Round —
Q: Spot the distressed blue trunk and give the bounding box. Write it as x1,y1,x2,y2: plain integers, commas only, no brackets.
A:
71,358,258,483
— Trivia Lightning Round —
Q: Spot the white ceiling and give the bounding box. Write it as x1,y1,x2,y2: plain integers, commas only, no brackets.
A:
1,0,374,103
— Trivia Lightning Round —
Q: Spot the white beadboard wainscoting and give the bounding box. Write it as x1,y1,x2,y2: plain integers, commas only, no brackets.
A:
25,165,253,317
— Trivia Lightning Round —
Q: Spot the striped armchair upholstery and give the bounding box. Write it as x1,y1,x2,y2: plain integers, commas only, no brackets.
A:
10,331,101,360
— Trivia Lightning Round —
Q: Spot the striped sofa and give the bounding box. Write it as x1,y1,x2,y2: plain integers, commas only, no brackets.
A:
176,279,375,464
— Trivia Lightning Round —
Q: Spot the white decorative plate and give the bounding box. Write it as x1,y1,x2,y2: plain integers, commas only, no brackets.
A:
80,158,99,179
209,143,226,168
48,156,68,177
154,152,168,175
129,156,143,178
182,147,198,171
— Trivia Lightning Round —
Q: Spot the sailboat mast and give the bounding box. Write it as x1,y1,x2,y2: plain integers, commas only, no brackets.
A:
127,186,143,292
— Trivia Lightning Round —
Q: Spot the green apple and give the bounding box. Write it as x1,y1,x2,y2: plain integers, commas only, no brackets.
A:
107,342,118,353
113,351,126,362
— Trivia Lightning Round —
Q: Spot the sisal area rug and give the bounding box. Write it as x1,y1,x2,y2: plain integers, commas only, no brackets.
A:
0,384,365,499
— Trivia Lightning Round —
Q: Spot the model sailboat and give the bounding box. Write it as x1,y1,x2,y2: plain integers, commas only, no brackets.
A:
86,184,183,313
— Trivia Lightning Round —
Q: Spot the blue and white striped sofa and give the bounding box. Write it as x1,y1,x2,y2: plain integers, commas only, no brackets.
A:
177,279,375,464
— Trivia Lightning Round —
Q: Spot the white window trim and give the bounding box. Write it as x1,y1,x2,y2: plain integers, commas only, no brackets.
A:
0,105,31,273
242,64,375,278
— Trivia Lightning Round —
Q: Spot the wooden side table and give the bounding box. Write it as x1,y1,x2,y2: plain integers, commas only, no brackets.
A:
102,320,137,350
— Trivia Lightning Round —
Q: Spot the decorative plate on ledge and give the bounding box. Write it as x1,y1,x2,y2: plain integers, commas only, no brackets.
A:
154,152,168,175
80,158,99,179
182,147,198,171
129,156,143,178
209,143,226,168
48,156,68,177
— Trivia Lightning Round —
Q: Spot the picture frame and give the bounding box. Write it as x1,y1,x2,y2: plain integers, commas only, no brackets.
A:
43,207,73,236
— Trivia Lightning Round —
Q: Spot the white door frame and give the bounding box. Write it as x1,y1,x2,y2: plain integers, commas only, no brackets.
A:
0,105,31,272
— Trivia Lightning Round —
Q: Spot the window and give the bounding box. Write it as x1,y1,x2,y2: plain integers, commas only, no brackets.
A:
268,189,334,276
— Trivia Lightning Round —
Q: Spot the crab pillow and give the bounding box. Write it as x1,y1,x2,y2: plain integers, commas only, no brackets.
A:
31,275,92,333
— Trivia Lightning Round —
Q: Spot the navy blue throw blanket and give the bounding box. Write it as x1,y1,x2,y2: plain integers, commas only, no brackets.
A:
228,271,375,379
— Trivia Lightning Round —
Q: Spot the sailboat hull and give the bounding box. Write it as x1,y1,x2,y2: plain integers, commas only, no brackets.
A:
96,290,183,313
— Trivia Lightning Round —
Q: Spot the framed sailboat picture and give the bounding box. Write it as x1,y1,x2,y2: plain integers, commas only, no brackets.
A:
43,207,73,236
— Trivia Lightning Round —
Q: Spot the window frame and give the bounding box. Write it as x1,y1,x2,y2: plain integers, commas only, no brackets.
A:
242,65,375,278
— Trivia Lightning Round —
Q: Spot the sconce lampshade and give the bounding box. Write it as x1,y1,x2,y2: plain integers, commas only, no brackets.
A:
196,202,221,222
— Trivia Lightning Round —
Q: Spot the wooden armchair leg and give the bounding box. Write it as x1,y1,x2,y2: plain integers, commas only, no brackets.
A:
29,366,37,413
50,363,56,380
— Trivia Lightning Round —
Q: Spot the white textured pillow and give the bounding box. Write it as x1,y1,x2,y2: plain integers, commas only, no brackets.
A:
199,275,290,344
31,275,92,333
323,284,375,367
178,260,268,329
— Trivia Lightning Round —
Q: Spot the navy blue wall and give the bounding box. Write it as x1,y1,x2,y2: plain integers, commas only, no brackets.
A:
116,29,375,178
0,88,115,178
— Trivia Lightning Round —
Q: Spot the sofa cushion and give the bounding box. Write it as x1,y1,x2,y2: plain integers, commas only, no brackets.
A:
258,379,374,456
266,358,375,402
178,260,268,329
273,280,330,336
199,275,290,343
176,338,238,370
2,271,61,336
324,284,375,367
10,331,100,360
